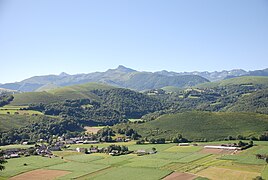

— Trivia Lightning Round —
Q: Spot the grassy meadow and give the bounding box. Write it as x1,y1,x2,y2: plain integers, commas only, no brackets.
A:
1,141,268,179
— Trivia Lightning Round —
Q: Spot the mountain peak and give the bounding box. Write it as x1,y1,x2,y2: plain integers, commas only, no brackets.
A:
59,72,70,76
114,65,136,73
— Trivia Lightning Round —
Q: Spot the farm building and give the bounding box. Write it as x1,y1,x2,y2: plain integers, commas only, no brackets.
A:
83,140,98,144
204,146,241,150
178,143,190,146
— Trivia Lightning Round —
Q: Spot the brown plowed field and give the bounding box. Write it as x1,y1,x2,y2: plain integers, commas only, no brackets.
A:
10,169,70,180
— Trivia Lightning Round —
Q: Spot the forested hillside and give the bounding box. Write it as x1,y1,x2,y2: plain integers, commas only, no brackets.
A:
1,75,268,145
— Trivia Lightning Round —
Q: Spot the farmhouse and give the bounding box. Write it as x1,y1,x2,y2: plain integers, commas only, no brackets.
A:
204,146,241,150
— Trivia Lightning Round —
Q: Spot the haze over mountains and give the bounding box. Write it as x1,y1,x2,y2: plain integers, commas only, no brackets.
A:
0,66,267,92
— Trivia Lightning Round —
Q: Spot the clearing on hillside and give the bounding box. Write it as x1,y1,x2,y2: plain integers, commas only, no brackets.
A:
84,126,103,134
9,169,70,180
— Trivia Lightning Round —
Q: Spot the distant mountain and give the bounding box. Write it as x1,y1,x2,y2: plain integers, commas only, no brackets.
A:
1,66,267,92
0,66,209,92
156,68,268,82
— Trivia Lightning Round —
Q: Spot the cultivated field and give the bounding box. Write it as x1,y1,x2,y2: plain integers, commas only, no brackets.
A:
9,169,70,180
1,141,268,180
84,126,104,134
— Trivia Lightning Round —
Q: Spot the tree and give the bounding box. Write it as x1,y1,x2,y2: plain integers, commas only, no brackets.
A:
0,150,7,171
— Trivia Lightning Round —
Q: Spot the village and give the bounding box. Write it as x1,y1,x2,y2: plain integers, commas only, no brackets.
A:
1,132,254,160
1,134,159,159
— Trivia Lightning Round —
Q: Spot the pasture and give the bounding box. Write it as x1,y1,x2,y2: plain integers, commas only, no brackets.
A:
1,141,268,180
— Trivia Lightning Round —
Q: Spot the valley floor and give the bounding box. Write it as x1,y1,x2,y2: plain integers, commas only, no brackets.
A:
0,141,268,180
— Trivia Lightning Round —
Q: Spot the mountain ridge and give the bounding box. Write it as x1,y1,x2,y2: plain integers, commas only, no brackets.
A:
1,66,267,92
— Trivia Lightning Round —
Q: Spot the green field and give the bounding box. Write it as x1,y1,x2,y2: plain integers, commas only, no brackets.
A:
220,145,268,165
47,162,109,179
115,111,268,141
1,141,268,179
89,167,172,180
0,156,65,178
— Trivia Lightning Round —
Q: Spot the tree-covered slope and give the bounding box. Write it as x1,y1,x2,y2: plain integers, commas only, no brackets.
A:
226,89,268,114
118,111,268,141
0,114,66,133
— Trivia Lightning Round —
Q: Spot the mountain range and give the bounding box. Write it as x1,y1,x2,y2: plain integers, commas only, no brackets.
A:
0,65,267,92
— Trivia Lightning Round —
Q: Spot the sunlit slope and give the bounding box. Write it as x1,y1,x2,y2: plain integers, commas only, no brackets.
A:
10,82,115,105
0,114,60,132
127,111,268,141
196,76,268,88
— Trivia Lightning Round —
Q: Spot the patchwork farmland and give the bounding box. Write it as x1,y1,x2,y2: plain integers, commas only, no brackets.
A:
1,141,268,180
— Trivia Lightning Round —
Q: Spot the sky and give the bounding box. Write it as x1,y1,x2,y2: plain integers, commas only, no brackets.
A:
0,0,268,83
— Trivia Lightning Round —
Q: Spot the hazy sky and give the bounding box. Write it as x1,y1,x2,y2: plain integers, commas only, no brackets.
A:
0,0,268,83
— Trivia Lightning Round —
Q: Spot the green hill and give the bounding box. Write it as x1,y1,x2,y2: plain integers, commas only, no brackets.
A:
196,76,268,88
35,83,60,92
0,114,60,132
10,82,115,106
122,73,209,91
119,111,268,141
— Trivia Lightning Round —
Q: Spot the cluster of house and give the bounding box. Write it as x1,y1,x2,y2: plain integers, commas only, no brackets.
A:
2,144,60,159
76,146,100,153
